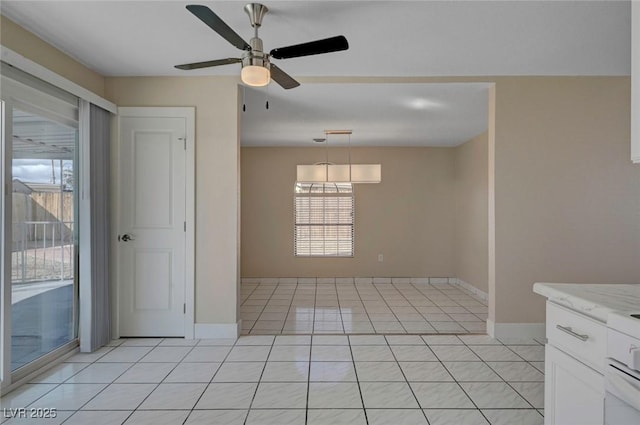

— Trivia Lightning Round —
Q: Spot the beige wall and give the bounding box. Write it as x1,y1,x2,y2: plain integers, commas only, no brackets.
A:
241,146,456,278
1,15,105,96
104,76,242,325
493,77,640,323
453,132,489,293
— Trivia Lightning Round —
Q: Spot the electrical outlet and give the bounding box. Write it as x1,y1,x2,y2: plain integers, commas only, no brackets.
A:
378,254,383,262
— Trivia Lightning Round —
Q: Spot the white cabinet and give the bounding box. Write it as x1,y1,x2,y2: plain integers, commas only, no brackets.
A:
633,1,639,164
545,344,605,425
544,301,606,425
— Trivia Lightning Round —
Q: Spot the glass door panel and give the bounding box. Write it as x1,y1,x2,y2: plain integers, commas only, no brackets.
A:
10,107,78,371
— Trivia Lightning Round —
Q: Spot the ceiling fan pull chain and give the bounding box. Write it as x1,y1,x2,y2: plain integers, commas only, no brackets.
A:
242,86,246,112
265,84,270,110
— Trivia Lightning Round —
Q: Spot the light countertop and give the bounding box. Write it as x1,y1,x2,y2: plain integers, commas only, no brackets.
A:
533,282,640,322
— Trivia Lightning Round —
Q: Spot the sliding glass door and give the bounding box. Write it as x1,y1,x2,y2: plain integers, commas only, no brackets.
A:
10,108,78,371
1,64,79,383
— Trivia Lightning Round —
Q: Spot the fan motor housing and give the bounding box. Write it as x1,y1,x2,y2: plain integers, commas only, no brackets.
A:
242,50,270,70
243,37,270,69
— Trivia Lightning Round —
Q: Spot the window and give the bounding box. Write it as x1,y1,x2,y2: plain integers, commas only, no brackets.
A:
294,182,354,257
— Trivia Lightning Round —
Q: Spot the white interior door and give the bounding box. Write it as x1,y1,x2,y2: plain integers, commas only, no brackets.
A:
118,113,187,337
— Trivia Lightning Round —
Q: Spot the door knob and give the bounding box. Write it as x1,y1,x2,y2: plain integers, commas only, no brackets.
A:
120,233,135,242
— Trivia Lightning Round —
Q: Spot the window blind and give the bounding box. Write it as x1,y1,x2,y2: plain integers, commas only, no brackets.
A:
294,183,354,257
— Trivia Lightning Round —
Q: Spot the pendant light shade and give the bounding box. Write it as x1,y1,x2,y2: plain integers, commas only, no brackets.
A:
296,164,381,183
296,130,381,184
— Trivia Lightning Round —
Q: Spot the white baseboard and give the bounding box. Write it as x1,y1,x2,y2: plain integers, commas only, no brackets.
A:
487,319,546,339
194,321,241,339
242,277,462,285
453,278,489,302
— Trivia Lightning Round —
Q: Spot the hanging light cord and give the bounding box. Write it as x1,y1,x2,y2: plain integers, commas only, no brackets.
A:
348,132,352,181
325,133,329,179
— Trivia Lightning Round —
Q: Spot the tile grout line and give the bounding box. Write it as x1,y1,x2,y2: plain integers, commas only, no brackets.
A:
249,281,278,334
249,281,275,333
501,375,543,411
355,283,385,334
244,336,276,424
437,357,493,425
334,283,346,334
346,337,369,425
383,335,433,425
316,282,342,334
354,282,379,334
370,281,409,334
410,282,446,332
278,282,298,334
150,342,203,425
311,282,318,336
344,282,374,334
185,338,243,424
240,282,264,335
305,332,313,425
241,281,261,305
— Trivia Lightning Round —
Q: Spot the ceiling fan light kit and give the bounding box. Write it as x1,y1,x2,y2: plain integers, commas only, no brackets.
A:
175,3,349,89
241,65,270,86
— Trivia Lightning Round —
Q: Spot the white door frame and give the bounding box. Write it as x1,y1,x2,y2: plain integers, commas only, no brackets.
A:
113,107,195,339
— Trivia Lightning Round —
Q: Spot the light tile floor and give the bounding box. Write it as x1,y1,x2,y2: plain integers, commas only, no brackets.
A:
1,334,545,425
240,281,488,335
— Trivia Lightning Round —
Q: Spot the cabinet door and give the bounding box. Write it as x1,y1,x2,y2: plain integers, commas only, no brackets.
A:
545,344,604,425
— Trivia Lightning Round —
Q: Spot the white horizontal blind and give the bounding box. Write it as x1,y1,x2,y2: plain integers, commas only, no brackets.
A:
294,183,354,257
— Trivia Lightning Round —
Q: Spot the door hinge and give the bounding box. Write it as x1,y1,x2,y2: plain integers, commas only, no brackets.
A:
178,137,186,150
183,303,186,314
184,221,186,232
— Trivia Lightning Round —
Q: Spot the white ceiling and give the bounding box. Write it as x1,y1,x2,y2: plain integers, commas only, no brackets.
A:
0,1,631,147
242,83,490,146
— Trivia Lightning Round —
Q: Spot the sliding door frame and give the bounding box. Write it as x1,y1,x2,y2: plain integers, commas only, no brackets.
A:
0,74,81,391
1,99,13,388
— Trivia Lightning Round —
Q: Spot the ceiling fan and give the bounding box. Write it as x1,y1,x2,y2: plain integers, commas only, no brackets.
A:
175,3,349,89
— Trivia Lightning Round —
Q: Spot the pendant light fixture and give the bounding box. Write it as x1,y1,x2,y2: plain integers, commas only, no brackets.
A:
296,130,381,184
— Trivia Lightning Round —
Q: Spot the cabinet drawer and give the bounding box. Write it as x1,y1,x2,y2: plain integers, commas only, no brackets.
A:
546,301,606,372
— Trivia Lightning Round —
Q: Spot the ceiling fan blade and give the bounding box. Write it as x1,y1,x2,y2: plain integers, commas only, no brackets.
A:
186,4,251,51
269,64,300,89
175,58,242,70
270,35,349,60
